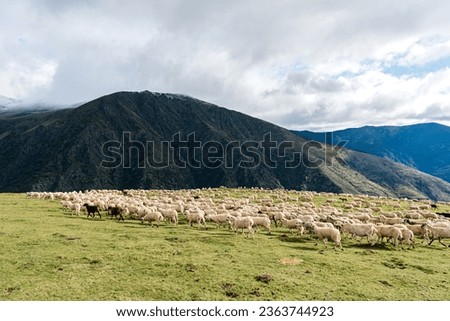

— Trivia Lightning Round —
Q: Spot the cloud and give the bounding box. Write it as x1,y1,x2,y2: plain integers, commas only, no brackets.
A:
0,59,57,99
1,0,450,130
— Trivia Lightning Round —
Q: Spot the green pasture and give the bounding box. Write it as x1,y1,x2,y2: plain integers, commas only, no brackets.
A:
1,192,449,301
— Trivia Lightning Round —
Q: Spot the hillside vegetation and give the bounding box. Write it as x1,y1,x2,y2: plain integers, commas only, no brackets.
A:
2,91,450,201
294,122,450,183
1,189,450,301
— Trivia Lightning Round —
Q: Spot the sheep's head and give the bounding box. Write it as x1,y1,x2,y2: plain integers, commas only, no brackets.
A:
304,222,314,230
334,221,343,229
295,221,304,228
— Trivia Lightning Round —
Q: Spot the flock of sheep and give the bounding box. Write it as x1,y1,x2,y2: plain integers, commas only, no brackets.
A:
27,188,450,250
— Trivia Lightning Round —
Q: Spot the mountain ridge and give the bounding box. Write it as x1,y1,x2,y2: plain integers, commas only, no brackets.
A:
294,122,450,184
2,90,450,201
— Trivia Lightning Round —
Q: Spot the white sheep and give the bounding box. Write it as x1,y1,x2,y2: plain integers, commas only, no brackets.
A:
267,211,285,227
380,212,398,218
60,200,72,212
431,221,450,229
310,223,343,250
404,211,422,219
175,200,185,214
422,224,450,247
250,216,272,234
205,213,232,228
375,225,403,247
297,214,315,223
141,211,164,227
227,216,254,237
341,223,377,244
350,213,371,223
420,211,439,220
136,206,153,219
70,203,81,216
303,221,334,234
185,210,207,228
281,218,303,234
159,208,178,225
405,224,430,243
400,228,415,249
378,215,404,225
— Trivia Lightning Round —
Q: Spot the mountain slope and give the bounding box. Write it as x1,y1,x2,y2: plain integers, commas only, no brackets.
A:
294,123,450,184
1,91,450,200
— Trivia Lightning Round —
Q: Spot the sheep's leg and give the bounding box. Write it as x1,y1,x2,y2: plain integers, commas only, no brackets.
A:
438,238,447,247
392,237,398,247
272,218,278,227
420,232,430,244
428,238,436,246
384,236,390,244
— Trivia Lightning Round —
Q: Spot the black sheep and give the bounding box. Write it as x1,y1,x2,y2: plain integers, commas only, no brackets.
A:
83,203,102,218
108,206,124,221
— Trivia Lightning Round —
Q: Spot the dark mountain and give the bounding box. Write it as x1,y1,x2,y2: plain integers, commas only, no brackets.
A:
294,123,450,184
1,91,450,201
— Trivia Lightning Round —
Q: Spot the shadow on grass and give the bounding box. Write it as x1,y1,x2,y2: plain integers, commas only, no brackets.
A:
348,241,449,251
347,242,395,251
277,234,312,243
63,215,105,222
290,245,321,251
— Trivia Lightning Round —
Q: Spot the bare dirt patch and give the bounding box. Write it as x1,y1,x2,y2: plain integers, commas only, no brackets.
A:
279,257,303,265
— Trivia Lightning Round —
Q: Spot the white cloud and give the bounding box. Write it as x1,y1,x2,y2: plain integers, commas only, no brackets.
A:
0,59,57,99
1,0,450,130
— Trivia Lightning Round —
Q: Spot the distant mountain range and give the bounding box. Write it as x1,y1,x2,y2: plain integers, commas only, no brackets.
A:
1,91,450,201
294,123,450,184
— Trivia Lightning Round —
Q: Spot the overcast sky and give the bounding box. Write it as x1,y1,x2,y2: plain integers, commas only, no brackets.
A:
1,0,450,130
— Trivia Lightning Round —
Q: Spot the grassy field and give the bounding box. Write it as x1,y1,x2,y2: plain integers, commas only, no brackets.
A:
1,192,450,301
